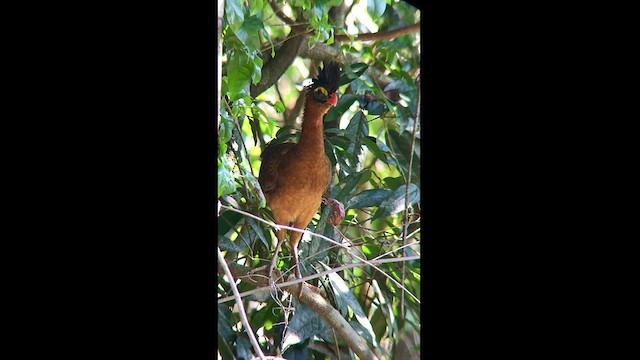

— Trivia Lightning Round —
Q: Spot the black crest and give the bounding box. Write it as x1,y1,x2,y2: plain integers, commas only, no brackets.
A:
308,62,341,94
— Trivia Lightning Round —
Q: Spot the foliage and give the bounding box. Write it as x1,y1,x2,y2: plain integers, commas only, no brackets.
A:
218,0,421,359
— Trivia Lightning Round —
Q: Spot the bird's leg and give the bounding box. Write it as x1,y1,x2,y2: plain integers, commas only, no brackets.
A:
268,227,287,287
288,228,305,297
291,242,302,280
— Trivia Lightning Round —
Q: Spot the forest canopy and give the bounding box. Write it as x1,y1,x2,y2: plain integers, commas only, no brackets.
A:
217,1,421,359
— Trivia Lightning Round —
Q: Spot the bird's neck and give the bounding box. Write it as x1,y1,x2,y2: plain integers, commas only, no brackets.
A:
298,98,327,153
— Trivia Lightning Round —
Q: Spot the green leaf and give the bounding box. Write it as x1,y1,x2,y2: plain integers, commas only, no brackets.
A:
226,52,253,101
328,135,352,151
217,235,245,252
373,183,420,220
217,333,234,360
282,302,333,352
218,155,237,197
387,129,420,181
246,217,269,249
236,336,254,360
282,344,310,360
273,100,285,114
340,63,369,86
217,304,236,343
349,62,370,78
293,0,312,10
251,54,263,85
249,117,260,147
224,0,244,33
235,15,264,52
366,100,386,115
344,111,367,165
248,0,263,16
349,320,376,346
335,169,370,203
389,104,410,133
275,124,297,138
326,28,334,45
324,138,338,170
370,307,387,344
264,132,297,147
361,243,382,258
362,136,390,164
218,209,243,236
325,93,358,123
251,103,272,137
219,108,234,144
383,176,405,190
345,188,392,209
327,271,378,346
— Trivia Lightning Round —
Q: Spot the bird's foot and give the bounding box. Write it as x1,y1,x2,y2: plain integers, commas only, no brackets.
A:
295,264,304,298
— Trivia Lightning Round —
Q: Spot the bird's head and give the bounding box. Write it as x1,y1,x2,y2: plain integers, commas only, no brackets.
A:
306,62,341,109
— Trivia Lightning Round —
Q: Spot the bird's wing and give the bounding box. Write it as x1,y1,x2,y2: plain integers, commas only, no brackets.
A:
258,142,296,194
323,156,333,196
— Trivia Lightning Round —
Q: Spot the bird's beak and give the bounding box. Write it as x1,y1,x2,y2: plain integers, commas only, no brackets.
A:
328,93,338,107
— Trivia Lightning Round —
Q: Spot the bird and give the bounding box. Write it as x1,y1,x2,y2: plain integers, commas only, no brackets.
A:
258,61,341,294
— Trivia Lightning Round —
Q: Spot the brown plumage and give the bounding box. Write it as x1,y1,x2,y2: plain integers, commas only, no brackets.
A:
259,62,341,292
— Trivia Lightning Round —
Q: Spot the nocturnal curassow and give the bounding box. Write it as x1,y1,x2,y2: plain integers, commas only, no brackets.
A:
258,62,341,292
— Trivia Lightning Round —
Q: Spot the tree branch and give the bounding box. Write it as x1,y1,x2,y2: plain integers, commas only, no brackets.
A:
334,23,420,42
300,286,378,360
252,3,419,99
217,247,266,360
217,255,420,304
400,74,420,317
298,43,394,89
217,254,386,360
250,33,308,98
219,204,420,303
268,0,297,27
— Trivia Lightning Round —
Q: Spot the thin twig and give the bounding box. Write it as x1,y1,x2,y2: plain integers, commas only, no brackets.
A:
400,74,421,317
219,247,382,360
372,241,420,261
217,247,266,360
217,255,420,304
219,204,420,303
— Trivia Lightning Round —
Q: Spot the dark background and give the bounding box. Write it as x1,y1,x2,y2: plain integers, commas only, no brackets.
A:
9,1,625,358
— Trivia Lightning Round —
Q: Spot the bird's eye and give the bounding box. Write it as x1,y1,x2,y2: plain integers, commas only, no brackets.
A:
313,87,328,101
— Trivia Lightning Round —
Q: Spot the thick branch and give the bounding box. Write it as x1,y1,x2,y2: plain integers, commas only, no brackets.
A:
252,5,418,99
218,260,379,360
268,0,297,27
250,33,308,98
299,286,378,360
334,22,420,42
